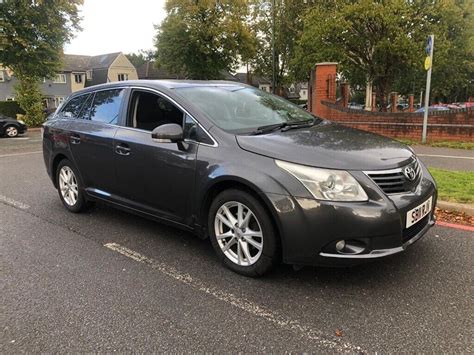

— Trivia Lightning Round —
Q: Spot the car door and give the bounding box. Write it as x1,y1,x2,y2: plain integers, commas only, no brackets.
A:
68,88,125,195
113,88,198,225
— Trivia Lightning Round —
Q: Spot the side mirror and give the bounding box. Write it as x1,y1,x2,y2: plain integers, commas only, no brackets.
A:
151,123,183,143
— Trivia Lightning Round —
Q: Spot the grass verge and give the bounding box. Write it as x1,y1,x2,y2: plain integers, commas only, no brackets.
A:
429,168,474,203
397,139,474,150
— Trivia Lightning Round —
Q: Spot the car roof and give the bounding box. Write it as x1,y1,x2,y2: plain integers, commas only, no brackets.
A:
70,80,248,97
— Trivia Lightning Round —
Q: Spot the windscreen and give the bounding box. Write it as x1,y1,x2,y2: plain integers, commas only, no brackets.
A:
175,86,316,134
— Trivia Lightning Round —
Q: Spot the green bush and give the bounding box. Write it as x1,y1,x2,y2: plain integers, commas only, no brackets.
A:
0,101,25,118
15,79,45,127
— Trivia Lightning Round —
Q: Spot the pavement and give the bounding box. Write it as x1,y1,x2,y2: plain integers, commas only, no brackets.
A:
411,145,474,171
1,132,473,352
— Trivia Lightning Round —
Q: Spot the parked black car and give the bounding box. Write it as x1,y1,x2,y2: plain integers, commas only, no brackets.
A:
42,81,437,276
0,114,27,138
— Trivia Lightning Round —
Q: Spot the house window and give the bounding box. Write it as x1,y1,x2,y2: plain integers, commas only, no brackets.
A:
53,74,67,83
301,90,307,96
54,97,65,107
74,74,83,83
0,71,4,82
6,96,15,101
117,73,128,81
86,70,92,80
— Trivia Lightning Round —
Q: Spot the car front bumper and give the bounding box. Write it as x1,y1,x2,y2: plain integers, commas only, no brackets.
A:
263,166,437,267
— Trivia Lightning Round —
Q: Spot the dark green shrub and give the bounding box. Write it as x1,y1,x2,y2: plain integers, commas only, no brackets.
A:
0,101,25,118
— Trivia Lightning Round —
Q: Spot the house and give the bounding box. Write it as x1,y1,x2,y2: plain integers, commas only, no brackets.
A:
288,82,309,101
234,72,271,92
137,61,238,82
0,52,138,109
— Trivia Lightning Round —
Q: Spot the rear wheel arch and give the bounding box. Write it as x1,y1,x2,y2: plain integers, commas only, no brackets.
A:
51,153,70,187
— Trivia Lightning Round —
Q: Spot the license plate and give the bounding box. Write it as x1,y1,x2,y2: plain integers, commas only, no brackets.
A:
406,196,432,228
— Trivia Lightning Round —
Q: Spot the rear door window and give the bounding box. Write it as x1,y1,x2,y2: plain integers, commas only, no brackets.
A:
89,89,124,125
58,94,90,119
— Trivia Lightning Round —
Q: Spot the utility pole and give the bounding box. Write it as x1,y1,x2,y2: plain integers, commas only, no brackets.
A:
422,35,434,144
271,0,276,94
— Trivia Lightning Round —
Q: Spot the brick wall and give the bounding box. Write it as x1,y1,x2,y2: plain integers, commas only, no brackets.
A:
309,63,474,142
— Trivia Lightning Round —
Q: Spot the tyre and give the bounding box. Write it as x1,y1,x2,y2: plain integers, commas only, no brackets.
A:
56,159,88,213
5,125,19,138
208,189,279,277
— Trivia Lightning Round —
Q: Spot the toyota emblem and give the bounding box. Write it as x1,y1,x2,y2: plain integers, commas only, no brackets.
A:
404,166,417,181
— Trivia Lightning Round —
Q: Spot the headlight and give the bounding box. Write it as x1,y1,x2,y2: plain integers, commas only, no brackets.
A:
275,160,368,202
17,120,25,124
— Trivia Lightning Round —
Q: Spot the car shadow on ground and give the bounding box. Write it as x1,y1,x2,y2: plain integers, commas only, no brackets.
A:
74,199,436,292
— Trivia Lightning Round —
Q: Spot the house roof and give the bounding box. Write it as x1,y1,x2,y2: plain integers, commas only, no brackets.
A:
137,61,185,80
137,61,238,81
60,52,122,72
234,72,270,86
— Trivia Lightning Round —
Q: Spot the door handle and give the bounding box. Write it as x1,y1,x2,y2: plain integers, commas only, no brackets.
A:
115,144,131,156
70,134,81,144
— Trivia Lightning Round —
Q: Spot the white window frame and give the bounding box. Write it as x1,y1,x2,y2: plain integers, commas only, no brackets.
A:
53,74,67,84
117,73,129,81
74,73,83,84
54,96,65,107
0,71,4,82
86,70,92,80
6,96,15,101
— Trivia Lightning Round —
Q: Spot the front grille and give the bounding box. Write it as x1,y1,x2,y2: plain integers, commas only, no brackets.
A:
402,215,430,243
366,158,422,194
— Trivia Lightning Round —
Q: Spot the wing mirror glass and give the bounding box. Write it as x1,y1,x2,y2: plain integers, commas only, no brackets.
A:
151,123,183,143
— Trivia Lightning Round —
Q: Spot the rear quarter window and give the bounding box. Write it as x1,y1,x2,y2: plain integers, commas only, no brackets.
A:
57,94,91,119
89,89,124,125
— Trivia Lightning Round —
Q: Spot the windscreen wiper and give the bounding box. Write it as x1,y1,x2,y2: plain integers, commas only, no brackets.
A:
250,119,315,135
250,122,288,135
280,119,315,131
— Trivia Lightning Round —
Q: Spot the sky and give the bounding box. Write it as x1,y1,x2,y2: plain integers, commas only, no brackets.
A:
64,0,167,56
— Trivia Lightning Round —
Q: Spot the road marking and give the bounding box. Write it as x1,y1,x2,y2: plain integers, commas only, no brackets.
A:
0,194,30,210
437,221,474,232
104,242,364,353
0,150,42,158
417,154,474,160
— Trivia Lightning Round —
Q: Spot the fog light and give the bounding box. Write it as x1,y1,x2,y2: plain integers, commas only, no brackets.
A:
335,240,346,252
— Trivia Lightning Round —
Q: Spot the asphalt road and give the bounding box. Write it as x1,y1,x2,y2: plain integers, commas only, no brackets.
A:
1,133,473,352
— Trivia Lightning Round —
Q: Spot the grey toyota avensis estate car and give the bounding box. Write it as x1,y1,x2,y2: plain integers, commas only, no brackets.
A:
43,80,437,276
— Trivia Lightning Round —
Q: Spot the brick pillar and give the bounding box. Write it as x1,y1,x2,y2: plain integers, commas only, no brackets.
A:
391,92,398,113
309,62,338,118
408,94,414,112
341,82,350,107
371,92,377,112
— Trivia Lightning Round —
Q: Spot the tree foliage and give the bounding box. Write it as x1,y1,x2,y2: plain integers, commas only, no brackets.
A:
291,0,473,105
0,0,82,122
125,50,155,68
155,0,255,79
248,0,313,91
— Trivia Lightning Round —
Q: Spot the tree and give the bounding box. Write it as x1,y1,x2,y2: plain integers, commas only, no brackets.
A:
126,50,155,68
248,0,313,93
155,0,255,79
0,0,82,124
291,0,473,108
393,0,473,103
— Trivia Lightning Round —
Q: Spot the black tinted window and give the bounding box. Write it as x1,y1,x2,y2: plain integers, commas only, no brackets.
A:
89,89,124,124
58,94,90,119
128,91,183,131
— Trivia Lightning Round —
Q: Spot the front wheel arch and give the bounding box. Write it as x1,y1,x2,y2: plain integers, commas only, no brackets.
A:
200,179,283,252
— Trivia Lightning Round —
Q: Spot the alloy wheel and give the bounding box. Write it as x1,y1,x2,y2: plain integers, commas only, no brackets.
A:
214,201,263,266
6,126,18,137
59,166,79,206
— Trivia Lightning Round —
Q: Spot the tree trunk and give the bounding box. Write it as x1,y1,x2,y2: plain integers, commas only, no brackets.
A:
364,78,373,111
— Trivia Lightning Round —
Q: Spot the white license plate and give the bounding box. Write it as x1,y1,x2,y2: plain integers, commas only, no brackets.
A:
406,196,433,228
